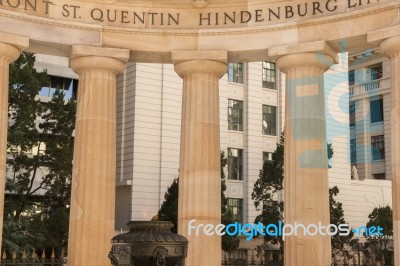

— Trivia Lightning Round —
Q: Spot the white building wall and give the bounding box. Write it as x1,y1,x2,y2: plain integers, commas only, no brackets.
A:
245,62,266,223
110,54,393,230
331,53,392,228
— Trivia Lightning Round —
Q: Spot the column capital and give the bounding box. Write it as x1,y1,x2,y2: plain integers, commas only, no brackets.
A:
276,52,335,74
174,60,227,79
379,35,400,58
172,50,228,78
269,41,337,74
0,32,29,63
70,45,129,74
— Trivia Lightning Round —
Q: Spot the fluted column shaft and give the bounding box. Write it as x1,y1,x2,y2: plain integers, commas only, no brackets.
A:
174,60,227,266
277,53,334,266
68,47,128,266
0,42,23,249
380,36,400,266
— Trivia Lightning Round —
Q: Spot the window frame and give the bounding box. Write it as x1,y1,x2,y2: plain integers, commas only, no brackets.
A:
370,97,384,123
227,148,243,181
263,151,273,163
350,139,357,164
228,63,244,84
227,198,243,223
262,62,276,90
349,70,355,86
370,63,383,81
371,135,385,161
262,105,277,136
349,101,356,127
228,99,243,131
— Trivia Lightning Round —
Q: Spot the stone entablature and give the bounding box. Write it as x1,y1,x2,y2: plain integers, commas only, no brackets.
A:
0,0,391,29
0,1,399,62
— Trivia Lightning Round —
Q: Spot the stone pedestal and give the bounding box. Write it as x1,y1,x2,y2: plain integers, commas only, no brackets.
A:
0,33,28,249
277,52,333,266
68,46,128,266
379,36,400,266
174,58,227,266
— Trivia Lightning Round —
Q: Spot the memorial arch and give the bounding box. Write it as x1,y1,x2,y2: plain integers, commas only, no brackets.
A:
0,0,400,265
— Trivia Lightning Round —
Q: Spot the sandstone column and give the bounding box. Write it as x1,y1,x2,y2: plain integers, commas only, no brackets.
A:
379,36,400,266
277,52,334,266
68,45,129,266
173,52,227,266
0,33,28,249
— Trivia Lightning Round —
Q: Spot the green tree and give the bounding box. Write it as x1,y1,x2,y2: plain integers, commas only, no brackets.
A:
157,178,179,233
157,151,239,251
252,133,284,251
4,52,75,254
220,151,240,252
330,186,353,255
364,206,393,263
252,132,349,256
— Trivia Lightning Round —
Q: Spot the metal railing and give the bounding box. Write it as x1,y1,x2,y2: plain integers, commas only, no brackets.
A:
331,264,393,266
221,260,282,266
221,261,392,266
0,249,67,266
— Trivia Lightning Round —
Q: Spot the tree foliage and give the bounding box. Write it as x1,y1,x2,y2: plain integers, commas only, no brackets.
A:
4,52,75,254
252,133,284,250
364,206,393,262
330,186,353,254
157,151,239,251
252,131,349,256
157,178,179,233
220,151,240,252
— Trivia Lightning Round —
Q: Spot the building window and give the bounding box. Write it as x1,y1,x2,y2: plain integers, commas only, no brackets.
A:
263,152,273,163
262,105,277,136
39,75,77,100
370,63,383,80
227,198,243,223
350,101,356,127
228,99,243,131
228,63,244,84
262,62,276,89
373,173,386,180
350,139,356,164
371,135,385,161
370,97,384,123
349,70,355,86
228,148,243,180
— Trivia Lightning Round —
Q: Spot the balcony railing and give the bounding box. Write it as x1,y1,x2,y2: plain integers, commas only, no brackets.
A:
349,77,390,97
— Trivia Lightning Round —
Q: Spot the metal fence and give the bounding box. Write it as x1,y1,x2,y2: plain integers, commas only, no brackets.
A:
221,262,393,266
218,258,394,265
222,261,282,266
331,264,393,266
0,249,67,266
